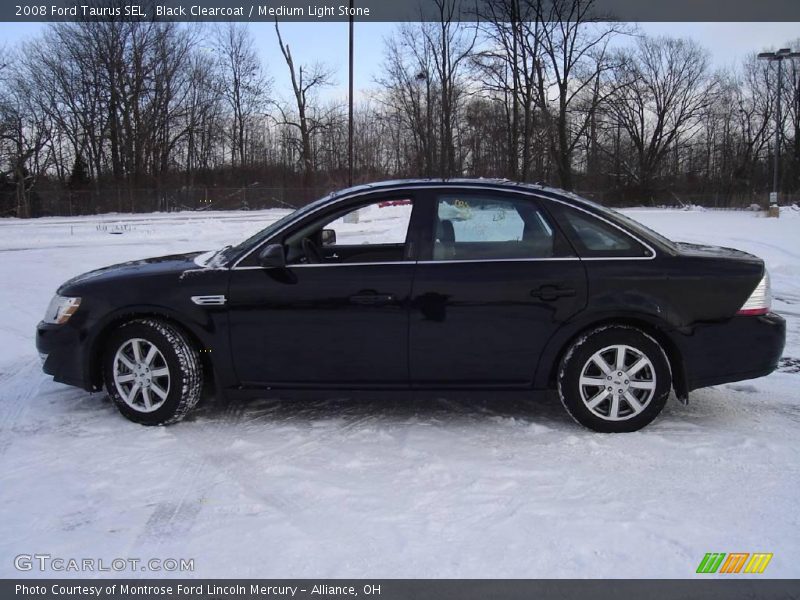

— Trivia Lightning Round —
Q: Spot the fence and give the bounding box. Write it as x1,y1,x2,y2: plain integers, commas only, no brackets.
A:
2,184,799,218
0,186,334,218
575,190,800,209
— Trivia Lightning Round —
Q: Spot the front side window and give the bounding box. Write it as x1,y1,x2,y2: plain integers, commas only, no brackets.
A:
284,198,414,265
432,194,570,261
324,199,413,246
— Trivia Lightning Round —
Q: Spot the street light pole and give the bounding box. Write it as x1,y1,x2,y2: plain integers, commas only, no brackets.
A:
775,54,781,199
757,48,800,213
347,0,354,188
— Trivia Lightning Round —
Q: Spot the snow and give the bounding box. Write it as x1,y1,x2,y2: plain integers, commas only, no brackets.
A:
0,206,798,578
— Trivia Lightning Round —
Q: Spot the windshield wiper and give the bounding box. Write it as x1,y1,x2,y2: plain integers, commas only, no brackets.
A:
209,244,233,265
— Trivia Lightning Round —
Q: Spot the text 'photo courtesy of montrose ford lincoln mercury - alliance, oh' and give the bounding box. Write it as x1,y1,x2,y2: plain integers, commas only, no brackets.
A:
36,179,786,433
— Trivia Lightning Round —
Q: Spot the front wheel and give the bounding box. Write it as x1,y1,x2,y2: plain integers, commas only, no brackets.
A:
103,318,203,425
557,325,672,433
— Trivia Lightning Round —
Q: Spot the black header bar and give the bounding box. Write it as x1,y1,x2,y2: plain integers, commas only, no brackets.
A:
4,0,800,22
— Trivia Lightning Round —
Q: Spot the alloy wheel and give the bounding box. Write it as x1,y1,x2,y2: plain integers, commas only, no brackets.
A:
112,338,171,413
578,344,656,421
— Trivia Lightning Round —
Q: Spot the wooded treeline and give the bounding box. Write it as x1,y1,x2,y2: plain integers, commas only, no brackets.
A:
1,0,799,217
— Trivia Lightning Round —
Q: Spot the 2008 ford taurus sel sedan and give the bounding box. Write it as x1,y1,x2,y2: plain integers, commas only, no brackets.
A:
36,180,786,432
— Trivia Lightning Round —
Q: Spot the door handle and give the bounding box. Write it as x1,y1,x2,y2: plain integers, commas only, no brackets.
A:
350,293,395,306
530,285,576,301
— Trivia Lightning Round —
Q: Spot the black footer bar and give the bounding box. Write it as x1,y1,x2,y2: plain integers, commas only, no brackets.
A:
3,579,800,600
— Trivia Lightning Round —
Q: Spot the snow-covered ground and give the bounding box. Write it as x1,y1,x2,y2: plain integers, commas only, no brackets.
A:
0,205,798,578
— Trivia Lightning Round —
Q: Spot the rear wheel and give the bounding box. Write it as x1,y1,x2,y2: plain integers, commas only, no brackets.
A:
103,318,203,425
557,325,671,432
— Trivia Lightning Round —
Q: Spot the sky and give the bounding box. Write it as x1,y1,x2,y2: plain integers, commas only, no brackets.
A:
1,21,798,102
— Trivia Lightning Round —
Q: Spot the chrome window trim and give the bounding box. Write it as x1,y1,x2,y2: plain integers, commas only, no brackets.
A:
230,184,657,270
235,261,416,269
417,257,581,264
234,258,583,270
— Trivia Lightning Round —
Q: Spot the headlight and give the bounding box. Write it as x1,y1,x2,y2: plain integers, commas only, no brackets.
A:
43,295,82,325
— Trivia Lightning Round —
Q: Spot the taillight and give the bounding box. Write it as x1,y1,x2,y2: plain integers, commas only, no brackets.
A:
737,272,771,316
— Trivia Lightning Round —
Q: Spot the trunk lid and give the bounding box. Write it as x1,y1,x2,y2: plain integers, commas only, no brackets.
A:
674,241,762,264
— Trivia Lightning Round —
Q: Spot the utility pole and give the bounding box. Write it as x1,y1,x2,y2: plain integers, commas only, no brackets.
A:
347,0,354,188
757,48,800,216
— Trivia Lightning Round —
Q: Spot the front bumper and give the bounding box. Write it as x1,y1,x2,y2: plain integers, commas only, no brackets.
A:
36,321,94,391
676,312,786,391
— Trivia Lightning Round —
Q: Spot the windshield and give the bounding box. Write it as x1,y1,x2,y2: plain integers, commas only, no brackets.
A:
216,194,333,264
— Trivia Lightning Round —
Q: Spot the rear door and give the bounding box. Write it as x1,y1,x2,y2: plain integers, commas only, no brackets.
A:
409,190,587,387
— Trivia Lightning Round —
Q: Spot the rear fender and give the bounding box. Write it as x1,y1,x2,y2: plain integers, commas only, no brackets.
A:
533,311,688,399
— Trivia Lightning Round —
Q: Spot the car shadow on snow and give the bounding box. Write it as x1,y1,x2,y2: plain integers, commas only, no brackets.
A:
2,366,760,435
181,389,731,434
187,390,577,430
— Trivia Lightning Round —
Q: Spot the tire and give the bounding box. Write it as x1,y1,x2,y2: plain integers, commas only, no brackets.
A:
102,318,203,425
557,325,671,433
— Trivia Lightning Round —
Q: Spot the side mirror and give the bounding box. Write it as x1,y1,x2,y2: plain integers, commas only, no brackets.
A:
321,228,337,246
257,244,286,269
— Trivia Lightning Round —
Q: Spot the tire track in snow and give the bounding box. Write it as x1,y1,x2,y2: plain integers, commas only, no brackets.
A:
191,398,353,519
0,358,43,457
778,357,800,374
131,396,250,547
728,238,800,260
255,409,378,461
158,398,381,532
774,292,800,305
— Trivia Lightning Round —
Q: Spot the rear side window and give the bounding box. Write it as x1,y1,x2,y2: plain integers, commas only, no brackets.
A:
432,194,573,261
551,204,650,258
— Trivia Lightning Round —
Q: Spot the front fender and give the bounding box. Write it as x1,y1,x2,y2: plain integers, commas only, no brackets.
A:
83,303,234,392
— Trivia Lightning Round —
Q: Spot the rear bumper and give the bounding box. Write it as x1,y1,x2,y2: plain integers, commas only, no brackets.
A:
36,321,94,391
676,312,786,391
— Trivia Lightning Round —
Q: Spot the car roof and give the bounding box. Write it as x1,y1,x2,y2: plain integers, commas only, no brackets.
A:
326,178,603,212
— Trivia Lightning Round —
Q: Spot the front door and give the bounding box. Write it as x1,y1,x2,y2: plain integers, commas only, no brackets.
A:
227,195,418,388
409,190,587,387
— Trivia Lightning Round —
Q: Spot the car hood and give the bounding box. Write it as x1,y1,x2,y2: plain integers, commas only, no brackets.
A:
58,251,213,294
674,241,762,264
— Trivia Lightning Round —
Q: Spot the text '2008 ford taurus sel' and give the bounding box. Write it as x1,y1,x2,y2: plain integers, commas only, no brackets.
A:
36,180,786,432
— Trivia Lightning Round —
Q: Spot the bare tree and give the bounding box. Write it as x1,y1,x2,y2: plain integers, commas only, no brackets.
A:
377,6,474,179
274,21,335,184
3,20,800,216
421,0,476,177
475,0,542,179
215,23,269,167
0,52,55,217
605,36,716,195
184,48,225,181
376,28,436,176
533,0,627,190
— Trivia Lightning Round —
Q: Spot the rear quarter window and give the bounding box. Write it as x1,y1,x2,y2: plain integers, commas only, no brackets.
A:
550,203,651,258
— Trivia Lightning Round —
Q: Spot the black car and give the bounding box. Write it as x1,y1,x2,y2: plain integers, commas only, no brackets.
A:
36,180,785,432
